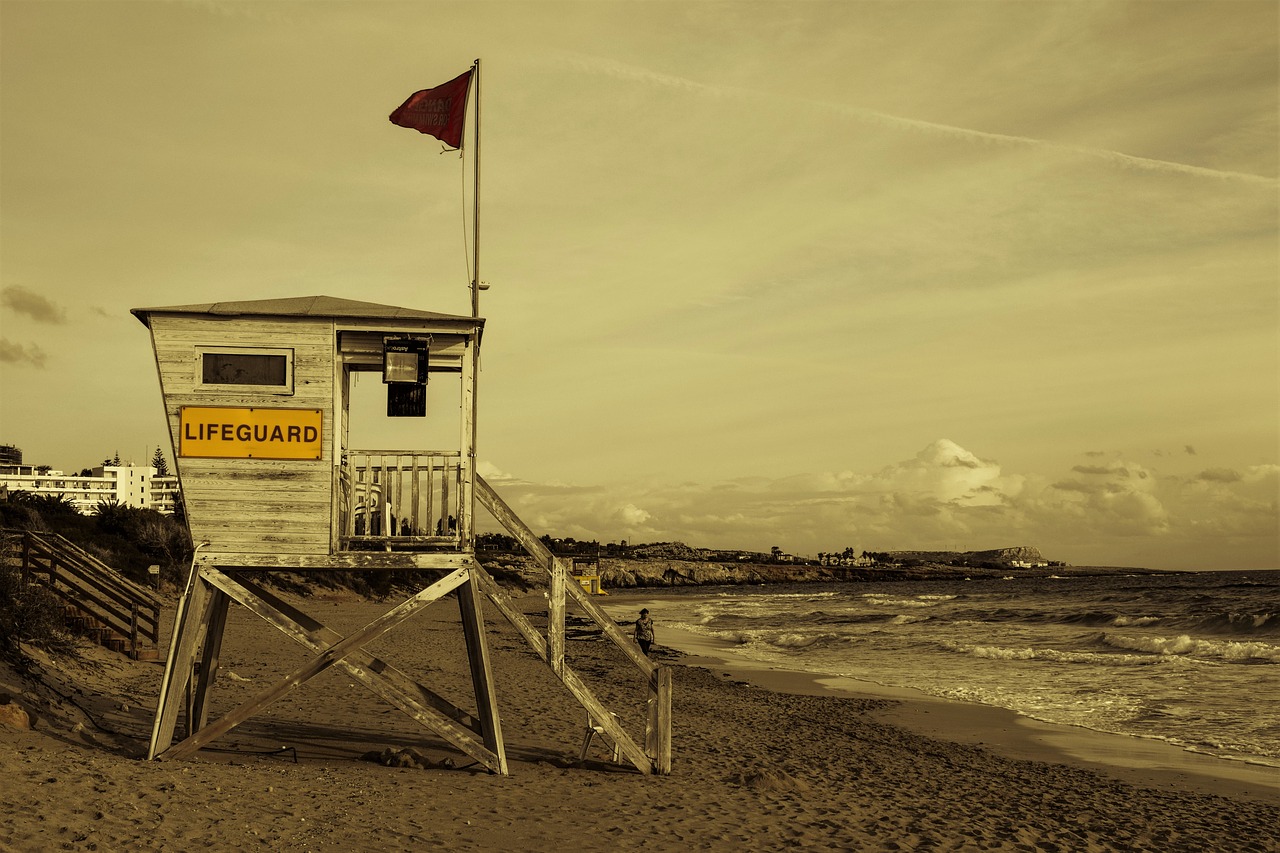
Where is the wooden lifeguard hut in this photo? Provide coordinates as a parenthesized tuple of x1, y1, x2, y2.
(134, 295, 670, 774)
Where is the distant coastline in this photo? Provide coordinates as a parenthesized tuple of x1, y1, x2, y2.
(478, 546, 1169, 589)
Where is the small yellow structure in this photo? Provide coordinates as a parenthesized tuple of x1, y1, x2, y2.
(135, 296, 670, 775)
(572, 573, 606, 595)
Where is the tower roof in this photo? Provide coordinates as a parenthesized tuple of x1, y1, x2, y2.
(131, 295, 483, 328)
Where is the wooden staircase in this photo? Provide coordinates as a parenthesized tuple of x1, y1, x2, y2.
(1, 529, 164, 660)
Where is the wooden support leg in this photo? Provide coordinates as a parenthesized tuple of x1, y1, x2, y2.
(458, 566, 507, 774)
(191, 589, 230, 732)
(148, 568, 210, 760)
(548, 557, 566, 675)
(653, 666, 673, 775)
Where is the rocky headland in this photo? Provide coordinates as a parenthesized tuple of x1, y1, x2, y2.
(479, 543, 1156, 589)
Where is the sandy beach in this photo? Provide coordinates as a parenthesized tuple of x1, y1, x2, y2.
(2, 585, 1277, 852)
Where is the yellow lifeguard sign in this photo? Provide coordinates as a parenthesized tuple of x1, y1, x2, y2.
(134, 295, 671, 777)
(178, 406, 323, 459)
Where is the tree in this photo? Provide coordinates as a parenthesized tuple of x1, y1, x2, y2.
(770, 545, 782, 561)
(151, 447, 169, 476)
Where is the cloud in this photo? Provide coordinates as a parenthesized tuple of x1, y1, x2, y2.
(1, 286, 67, 324)
(478, 440, 1276, 569)
(1198, 468, 1242, 483)
(615, 504, 651, 526)
(0, 338, 47, 367)
(1073, 464, 1129, 477)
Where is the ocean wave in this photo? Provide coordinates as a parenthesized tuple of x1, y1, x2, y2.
(810, 612, 902, 627)
(862, 593, 956, 609)
(1102, 633, 1280, 662)
(1056, 611, 1144, 627)
(1178, 611, 1279, 636)
(940, 639, 1183, 667)
(769, 631, 844, 650)
(968, 608, 1276, 636)
(1111, 615, 1162, 627)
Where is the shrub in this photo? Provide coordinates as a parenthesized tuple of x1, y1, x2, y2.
(0, 565, 74, 657)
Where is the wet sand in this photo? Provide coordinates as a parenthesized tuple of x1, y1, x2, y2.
(647, 616, 1279, 804)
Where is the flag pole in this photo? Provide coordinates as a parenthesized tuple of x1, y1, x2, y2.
(470, 57, 482, 318)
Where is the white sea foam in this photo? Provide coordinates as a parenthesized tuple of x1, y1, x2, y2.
(1111, 615, 1161, 627)
(941, 639, 1182, 667)
(771, 632, 836, 649)
(1103, 633, 1280, 662)
(862, 593, 955, 608)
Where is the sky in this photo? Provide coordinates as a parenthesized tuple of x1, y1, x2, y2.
(1, 1, 1276, 571)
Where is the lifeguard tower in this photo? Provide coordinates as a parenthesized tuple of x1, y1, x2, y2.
(135, 295, 670, 774)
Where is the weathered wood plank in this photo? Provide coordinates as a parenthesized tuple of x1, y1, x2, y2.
(198, 570, 506, 772)
(475, 474, 670, 773)
(476, 466, 655, 684)
(559, 664, 653, 774)
(194, 539, 331, 556)
(148, 570, 210, 760)
(196, 552, 472, 570)
(180, 473, 331, 489)
(458, 566, 507, 773)
(178, 458, 331, 473)
(191, 590, 230, 731)
(470, 568, 548, 660)
(209, 572, 479, 728)
(188, 510, 330, 529)
(654, 666, 672, 774)
(548, 557, 566, 676)
(158, 568, 469, 760)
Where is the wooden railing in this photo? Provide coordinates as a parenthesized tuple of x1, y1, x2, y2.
(339, 450, 462, 550)
(1, 528, 163, 660)
(474, 475, 672, 775)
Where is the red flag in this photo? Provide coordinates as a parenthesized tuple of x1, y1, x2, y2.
(389, 70, 473, 149)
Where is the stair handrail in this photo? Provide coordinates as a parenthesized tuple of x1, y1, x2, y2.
(2, 528, 163, 653)
(474, 475, 672, 774)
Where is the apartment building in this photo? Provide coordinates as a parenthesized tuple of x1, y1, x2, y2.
(0, 445, 179, 515)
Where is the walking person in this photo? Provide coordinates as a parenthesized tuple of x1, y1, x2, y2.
(634, 608, 655, 656)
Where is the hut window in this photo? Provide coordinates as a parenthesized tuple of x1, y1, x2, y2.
(198, 348, 293, 392)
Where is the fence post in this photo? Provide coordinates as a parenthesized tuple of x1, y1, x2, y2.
(21, 532, 32, 584)
(131, 601, 140, 656)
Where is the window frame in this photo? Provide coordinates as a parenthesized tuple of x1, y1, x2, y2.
(195, 346, 295, 395)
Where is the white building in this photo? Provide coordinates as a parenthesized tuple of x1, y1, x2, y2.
(0, 463, 180, 515)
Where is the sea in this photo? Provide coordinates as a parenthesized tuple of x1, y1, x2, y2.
(606, 569, 1280, 770)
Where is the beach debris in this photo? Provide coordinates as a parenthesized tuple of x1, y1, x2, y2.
(726, 765, 809, 794)
(0, 698, 31, 730)
(360, 747, 453, 770)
